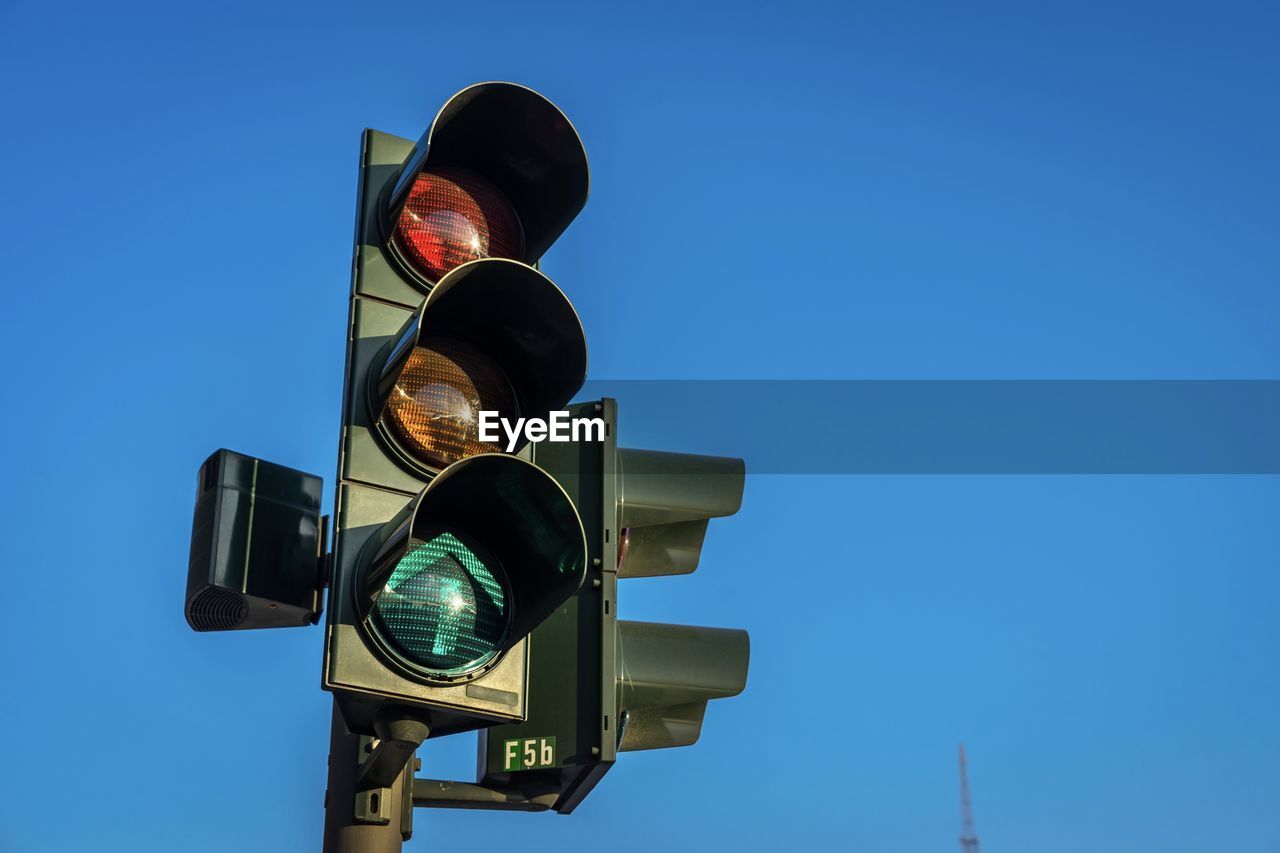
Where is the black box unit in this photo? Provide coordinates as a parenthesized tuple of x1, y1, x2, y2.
(186, 449, 324, 631)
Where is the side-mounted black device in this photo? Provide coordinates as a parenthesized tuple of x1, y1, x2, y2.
(185, 449, 326, 631)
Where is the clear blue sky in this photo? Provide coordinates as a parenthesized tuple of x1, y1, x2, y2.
(2, 1, 1277, 851)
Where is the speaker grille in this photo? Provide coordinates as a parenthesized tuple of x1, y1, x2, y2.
(187, 586, 249, 631)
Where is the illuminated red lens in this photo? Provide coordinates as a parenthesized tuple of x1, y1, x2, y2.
(391, 168, 522, 282)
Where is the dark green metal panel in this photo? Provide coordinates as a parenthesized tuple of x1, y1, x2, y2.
(341, 295, 422, 494)
(477, 398, 618, 813)
(475, 410, 752, 809)
(353, 130, 422, 308)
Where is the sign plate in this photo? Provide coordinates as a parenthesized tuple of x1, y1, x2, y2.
(502, 736, 557, 771)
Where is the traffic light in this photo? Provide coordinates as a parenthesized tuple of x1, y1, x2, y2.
(613, 448, 750, 752)
(470, 410, 750, 812)
(322, 82, 592, 743)
(182, 81, 753, 846)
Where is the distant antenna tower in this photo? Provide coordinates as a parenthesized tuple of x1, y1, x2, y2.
(958, 743, 982, 853)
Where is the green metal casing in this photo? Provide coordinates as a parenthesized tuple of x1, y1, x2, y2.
(323, 128, 536, 737)
(324, 102, 592, 739)
(480, 411, 751, 811)
(478, 399, 620, 812)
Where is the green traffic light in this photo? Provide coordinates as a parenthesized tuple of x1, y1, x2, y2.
(368, 530, 509, 677)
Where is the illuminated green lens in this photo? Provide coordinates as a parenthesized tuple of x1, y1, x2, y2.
(370, 532, 508, 676)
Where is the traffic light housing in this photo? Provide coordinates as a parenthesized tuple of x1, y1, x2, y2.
(322, 83, 592, 739)
(614, 448, 749, 751)
(474, 405, 750, 811)
(182, 82, 753, 840)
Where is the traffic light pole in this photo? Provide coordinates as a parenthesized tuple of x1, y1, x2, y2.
(321, 696, 561, 852)
(322, 701, 412, 853)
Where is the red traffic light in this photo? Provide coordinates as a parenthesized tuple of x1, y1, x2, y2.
(391, 167, 523, 283)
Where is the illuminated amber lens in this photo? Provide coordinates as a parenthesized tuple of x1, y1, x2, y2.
(392, 167, 522, 281)
(384, 339, 515, 469)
